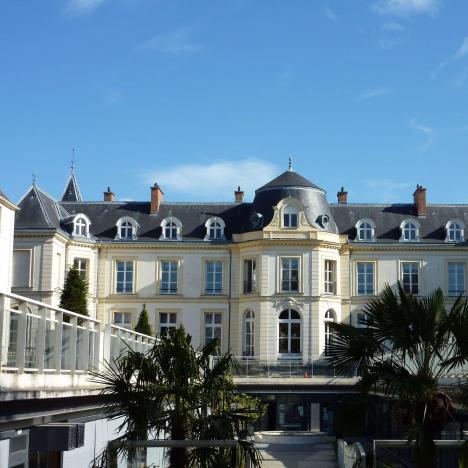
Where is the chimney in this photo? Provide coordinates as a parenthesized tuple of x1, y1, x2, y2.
(235, 186, 244, 204)
(337, 187, 348, 204)
(413, 184, 427, 217)
(150, 183, 164, 214)
(103, 187, 115, 202)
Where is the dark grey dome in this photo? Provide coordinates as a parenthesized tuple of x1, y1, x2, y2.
(244, 170, 338, 234)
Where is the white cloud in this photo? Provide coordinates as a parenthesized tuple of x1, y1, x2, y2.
(408, 118, 433, 136)
(323, 7, 338, 21)
(134, 28, 202, 55)
(65, 0, 108, 16)
(144, 159, 280, 201)
(372, 0, 440, 16)
(431, 36, 468, 79)
(381, 21, 407, 32)
(354, 87, 391, 102)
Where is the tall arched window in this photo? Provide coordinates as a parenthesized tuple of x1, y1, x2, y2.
(446, 220, 464, 243)
(278, 309, 301, 355)
(400, 219, 420, 242)
(205, 217, 225, 241)
(324, 309, 336, 357)
(283, 205, 298, 228)
(243, 310, 255, 358)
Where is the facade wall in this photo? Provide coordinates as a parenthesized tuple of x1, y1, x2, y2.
(0, 200, 16, 293)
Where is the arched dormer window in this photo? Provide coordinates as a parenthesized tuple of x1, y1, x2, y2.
(400, 219, 420, 242)
(73, 214, 91, 237)
(204, 217, 225, 241)
(283, 205, 298, 228)
(160, 217, 182, 241)
(356, 219, 375, 242)
(446, 220, 464, 243)
(116, 217, 139, 240)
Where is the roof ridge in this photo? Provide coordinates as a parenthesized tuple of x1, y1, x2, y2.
(33, 185, 54, 228)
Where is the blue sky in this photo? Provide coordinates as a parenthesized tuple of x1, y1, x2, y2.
(1, 0, 468, 205)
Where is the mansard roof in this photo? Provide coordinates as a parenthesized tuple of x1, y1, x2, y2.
(59, 201, 250, 241)
(61, 172, 82, 202)
(331, 203, 468, 243)
(256, 170, 322, 192)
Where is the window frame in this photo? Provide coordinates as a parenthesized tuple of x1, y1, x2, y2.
(355, 261, 376, 296)
(400, 261, 420, 295)
(323, 259, 337, 295)
(279, 256, 301, 293)
(12, 249, 33, 288)
(159, 259, 179, 295)
(114, 259, 135, 294)
(204, 217, 226, 241)
(447, 261, 466, 296)
(73, 257, 89, 280)
(282, 205, 299, 229)
(204, 311, 223, 352)
(159, 311, 177, 337)
(446, 220, 465, 243)
(113, 311, 133, 329)
(73, 215, 91, 238)
(400, 219, 420, 242)
(160, 216, 183, 241)
(324, 309, 336, 357)
(277, 309, 302, 357)
(204, 259, 224, 295)
(242, 310, 255, 358)
(355, 218, 375, 242)
(116, 216, 139, 240)
(243, 258, 258, 294)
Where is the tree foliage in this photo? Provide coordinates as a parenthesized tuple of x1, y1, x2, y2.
(135, 303, 152, 336)
(59, 266, 88, 316)
(328, 283, 468, 468)
(92, 326, 264, 468)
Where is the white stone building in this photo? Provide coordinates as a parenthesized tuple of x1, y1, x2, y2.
(8, 165, 468, 434)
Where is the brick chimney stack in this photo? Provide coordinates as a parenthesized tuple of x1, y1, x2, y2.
(104, 187, 115, 202)
(150, 183, 164, 214)
(337, 187, 348, 204)
(235, 186, 244, 204)
(413, 184, 427, 217)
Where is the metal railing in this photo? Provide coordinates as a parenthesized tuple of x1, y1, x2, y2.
(0, 292, 156, 384)
(220, 356, 347, 378)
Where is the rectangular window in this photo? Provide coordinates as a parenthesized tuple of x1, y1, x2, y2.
(357, 312, 368, 328)
(160, 260, 178, 294)
(205, 312, 222, 351)
(115, 260, 134, 294)
(205, 261, 223, 294)
(12, 250, 31, 288)
(357, 262, 374, 295)
(402, 262, 419, 295)
(448, 262, 465, 296)
(324, 260, 336, 294)
(243, 259, 257, 293)
(113, 312, 132, 329)
(159, 312, 177, 337)
(73, 258, 88, 280)
(281, 257, 299, 292)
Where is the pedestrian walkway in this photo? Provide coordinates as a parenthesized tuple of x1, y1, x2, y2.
(254, 432, 338, 468)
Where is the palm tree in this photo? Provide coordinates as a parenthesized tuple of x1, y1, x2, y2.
(328, 283, 468, 468)
(92, 326, 264, 468)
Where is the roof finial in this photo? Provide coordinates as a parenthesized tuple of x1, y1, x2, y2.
(32, 173, 36, 185)
(288, 156, 293, 171)
(71, 148, 75, 174)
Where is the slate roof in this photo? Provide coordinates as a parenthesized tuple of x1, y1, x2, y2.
(61, 173, 82, 202)
(14, 170, 468, 245)
(60, 201, 251, 241)
(331, 203, 468, 243)
(256, 170, 322, 192)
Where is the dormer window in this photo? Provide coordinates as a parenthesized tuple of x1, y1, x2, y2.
(160, 217, 182, 241)
(205, 217, 225, 241)
(400, 219, 420, 242)
(116, 217, 138, 240)
(446, 220, 464, 243)
(283, 205, 298, 228)
(73, 215, 90, 237)
(356, 219, 375, 242)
